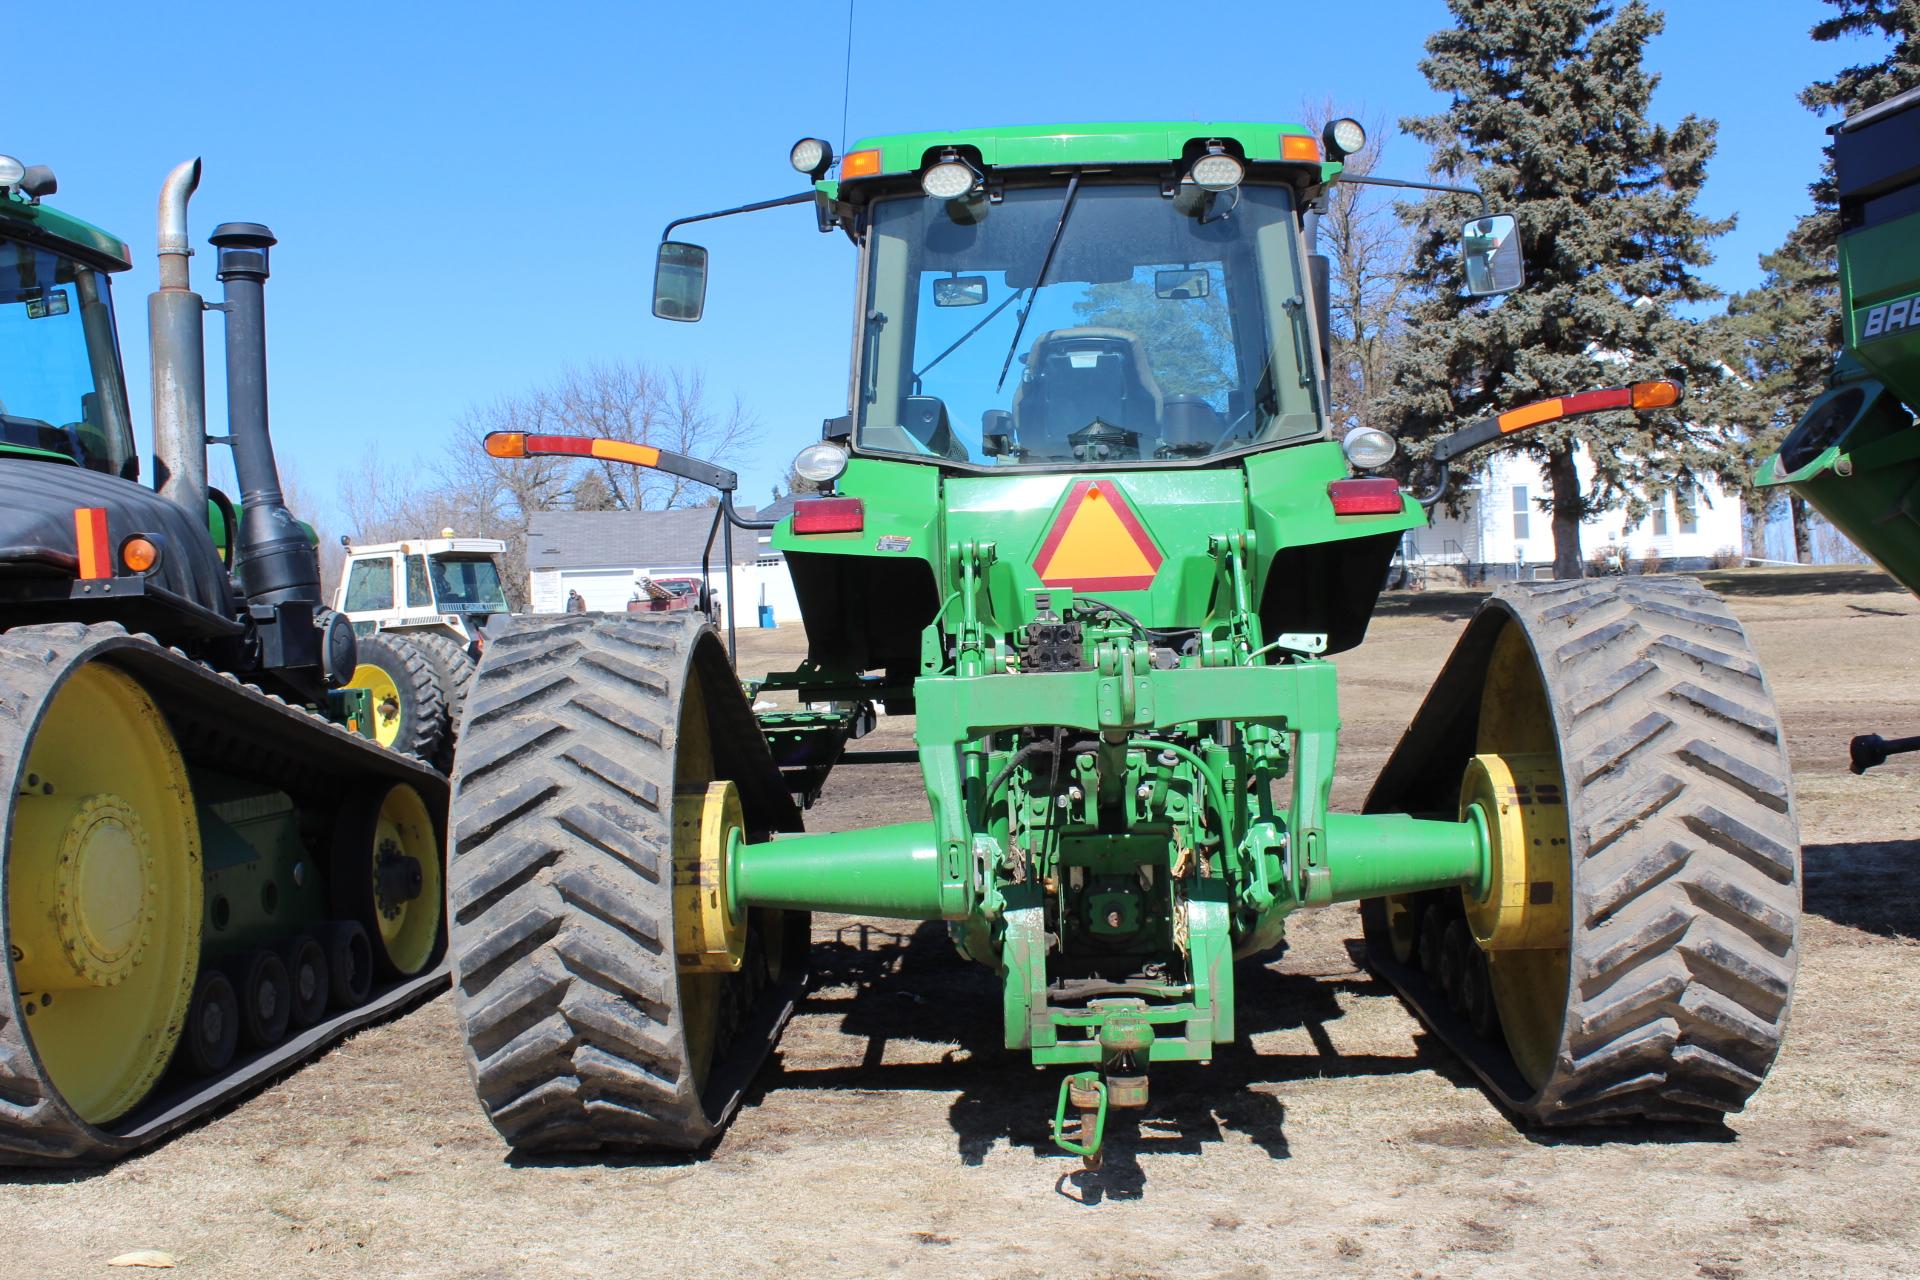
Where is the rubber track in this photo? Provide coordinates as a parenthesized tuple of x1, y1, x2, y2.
(447, 613, 802, 1153)
(0, 622, 450, 1164)
(1364, 578, 1800, 1124)
(400, 631, 477, 772)
(356, 632, 449, 765)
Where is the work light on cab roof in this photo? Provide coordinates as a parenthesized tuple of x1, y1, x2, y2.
(921, 151, 983, 201)
(0, 154, 55, 199)
(1187, 142, 1245, 192)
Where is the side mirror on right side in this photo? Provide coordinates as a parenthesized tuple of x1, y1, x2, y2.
(1460, 213, 1525, 297)
(653, 241, 709, 322)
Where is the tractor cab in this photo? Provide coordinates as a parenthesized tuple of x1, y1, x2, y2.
(0, 210, 138, 479)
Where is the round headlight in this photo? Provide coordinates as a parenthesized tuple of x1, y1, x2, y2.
(0, 156, 24, 189)
(790, 137, 834, 177)
(1189, 151, 1245, 193)
(1324, 118, 1368, 159)
(921, 159, 980, 201)
(1342, 427, 1398, 471)
(792, 441, 850, 485)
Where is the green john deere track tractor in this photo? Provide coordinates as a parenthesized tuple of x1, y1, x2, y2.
(449, 121, 1801, 1162)
(1761, 86, 1920, 774)
(0, 156, 447, 1164)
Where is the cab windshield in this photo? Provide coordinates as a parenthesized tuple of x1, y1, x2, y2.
(856, 180, 1322, 468)
(431, 555, 509, 611)
(0, 238, 136, 476)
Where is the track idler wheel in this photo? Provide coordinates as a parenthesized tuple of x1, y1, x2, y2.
(317, 921, 374, 1010)
(1364, 579, 1802, 1124)
(182, 969, 239, 1077)
(225, 951, 292, 1052)
(448, 614, 808, 1154)
(282, 935, 329, 1028)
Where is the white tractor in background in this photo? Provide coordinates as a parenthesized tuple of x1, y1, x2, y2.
(333, 531, 510, 769)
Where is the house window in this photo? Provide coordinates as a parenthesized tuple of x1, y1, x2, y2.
(1676, 485, 1698, 535)
(1511, 485, 1530, 541)
(1652, 499, 1668, 537)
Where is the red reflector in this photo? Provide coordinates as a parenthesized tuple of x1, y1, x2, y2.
(1328, 478, 1404, 515)
(73, 507, 111, 578)
(792, 496, 865, 534)
(523, 434, 595, 457)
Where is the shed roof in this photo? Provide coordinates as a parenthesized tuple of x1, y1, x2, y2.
(526, 506, 775, 572)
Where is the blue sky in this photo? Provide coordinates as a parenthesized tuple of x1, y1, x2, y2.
(9, 0, 1876, 525)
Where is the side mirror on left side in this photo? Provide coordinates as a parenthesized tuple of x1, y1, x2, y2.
(1460, 213, 1525, 297)
(653, 241, 709, 322)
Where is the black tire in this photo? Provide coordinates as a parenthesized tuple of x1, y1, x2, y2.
(404, 631, 478, 770)
(350, 632, 448, 764)
(182, 970, 240, 1076)
(448, 613, 805, 1154)
(1365, 578, 1801, 1124)
(225, 951, 292, 1051)
(281, 936, 329, 1028)
(318, 922, 373, 1011)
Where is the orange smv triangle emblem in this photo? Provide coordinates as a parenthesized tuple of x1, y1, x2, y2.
(1032, 480, 1163, 591)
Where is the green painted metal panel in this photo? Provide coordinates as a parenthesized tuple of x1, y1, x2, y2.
(0, 196, 133, 272)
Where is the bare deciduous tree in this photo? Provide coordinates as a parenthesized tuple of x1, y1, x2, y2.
(1301, 102, 1417, 434)
(333, 360, 752, 610)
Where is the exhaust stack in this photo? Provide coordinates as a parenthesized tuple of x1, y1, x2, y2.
(149, 159, 207, 511)
(212, 222, 318, 606)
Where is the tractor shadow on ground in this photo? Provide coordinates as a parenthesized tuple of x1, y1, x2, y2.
(1695, 567, 1906, 599)
(757, 919, 1476, 1198)
(1803, 839, 1920, 939)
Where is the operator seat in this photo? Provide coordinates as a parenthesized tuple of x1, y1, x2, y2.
(1011, 328, 1164, 456)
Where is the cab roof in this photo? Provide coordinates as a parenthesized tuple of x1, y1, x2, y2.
(838, 120, 1337, 182)
(0, 193, 132, 272)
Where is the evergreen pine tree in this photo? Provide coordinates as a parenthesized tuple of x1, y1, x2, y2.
(1386, 0, 1731, 578)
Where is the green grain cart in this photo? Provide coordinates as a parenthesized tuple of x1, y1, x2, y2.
(451, 122, 1801, 1161)
(1761, 86, 1920, 773)
(0, 156, 447, 1164)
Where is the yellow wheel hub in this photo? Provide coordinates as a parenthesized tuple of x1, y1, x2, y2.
(346, 662, 403, 749)
(1459, 753, 1570, 953)
(673, 781, 746, 974)
(1465, 622, 1573, 1091)
(367, 783, 441, 976)
(7, 663, 201, 1125)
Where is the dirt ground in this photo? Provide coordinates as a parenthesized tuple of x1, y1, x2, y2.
(6, 567, 1919, 1279)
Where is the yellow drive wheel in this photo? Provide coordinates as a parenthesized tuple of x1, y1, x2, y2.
(1465, 622, 1572, 1091)
(349, 661, 403, 748)
(342, 633, 447, 762)
(7, 662, 202, 1125)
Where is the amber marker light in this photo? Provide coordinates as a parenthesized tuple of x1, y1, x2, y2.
(840, 149, 883, 178)
(1280, 134, 1322, 163)
(120, 536, 160, 573)
(484, 432, 527, 458)
(1630, 379, 1683, 409)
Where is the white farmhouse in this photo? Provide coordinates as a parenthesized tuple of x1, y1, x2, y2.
(524, 501, 802, 622)
(1404, 444, 1745, 578)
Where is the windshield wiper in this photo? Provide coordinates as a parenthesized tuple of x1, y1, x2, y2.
(996, 173, 1082, 392)
(913, 286, 1026, 390)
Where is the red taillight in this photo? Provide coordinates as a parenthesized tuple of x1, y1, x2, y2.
(791, 496, 865, 534)
(1328, 478, 1404, 515)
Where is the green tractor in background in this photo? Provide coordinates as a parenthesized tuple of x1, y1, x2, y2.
(1761, 86, 1920, 774)
(0, 155, 447, 1164)
(451, 122, 1800, 1162)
